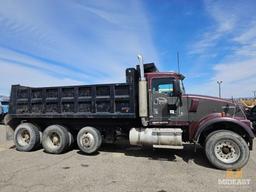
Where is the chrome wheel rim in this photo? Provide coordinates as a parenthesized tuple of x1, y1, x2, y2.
(46, 132, 61, 149)
(50, 132, 60, 146)
(214, 139, 240, 164)
(80, 132, 95, 148)
(17, 129, 30, 146)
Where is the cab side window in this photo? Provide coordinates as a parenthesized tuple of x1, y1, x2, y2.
(152, 78, 174, 96)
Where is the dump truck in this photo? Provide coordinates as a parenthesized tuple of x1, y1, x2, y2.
(5, 57, 255, 170)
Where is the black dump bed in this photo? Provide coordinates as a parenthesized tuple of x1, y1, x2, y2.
(8, 68, 139, 119)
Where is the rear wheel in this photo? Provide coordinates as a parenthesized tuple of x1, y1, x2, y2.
(205, 130, 250, 170)
(77, 126, 102, 154)
(42, 125, 69, 154)
(68, 131, 74, 148)
(14, 123, 41, 152)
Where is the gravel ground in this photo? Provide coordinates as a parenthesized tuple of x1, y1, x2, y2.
(0, 125, 255, 192)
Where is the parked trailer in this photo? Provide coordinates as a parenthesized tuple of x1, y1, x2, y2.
(5, 58, 255, 170)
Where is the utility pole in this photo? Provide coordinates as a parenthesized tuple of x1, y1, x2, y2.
(253, 90, 256, 98)
(217, 81, 223, 98)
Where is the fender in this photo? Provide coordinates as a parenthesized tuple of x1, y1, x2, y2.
(194, 116, 255, 142)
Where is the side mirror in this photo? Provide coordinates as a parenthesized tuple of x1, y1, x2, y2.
(173, 80, 182, 96)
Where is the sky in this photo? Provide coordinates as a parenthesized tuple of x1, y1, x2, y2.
(0, 0, 256, 98)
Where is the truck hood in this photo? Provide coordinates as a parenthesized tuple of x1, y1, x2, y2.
(184, 94, 247, 119)
(186, 94, 234, 104)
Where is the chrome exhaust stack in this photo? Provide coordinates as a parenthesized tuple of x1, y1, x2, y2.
(137, 54, 148, 126)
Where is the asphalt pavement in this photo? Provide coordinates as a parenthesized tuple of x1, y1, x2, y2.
(0, 125, 255, 192)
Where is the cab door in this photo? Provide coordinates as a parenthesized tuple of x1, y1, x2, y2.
(150, 78, 180, 122)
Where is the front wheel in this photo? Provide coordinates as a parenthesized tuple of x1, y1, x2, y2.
(205, 130, 250, 170)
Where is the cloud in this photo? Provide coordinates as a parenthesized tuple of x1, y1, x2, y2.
(210, 59, 256, 97)
(204, 0, 237, 33)
(0, 60, 83, 95)
(187, 0, 256, 97)
(232, 22, 256, 58)
(0, 0, 158, 95)
(189, 0, 256, 55)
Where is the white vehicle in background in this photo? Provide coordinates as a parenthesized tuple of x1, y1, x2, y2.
(0, 97, 9, 123)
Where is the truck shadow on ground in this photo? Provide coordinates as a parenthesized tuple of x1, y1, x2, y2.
(77, 141, 214, 170)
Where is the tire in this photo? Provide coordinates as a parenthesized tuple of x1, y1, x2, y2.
(200, 130, 224, 147)
(42, 125, 69, 154)
(68, 131, 74, 148)
(14, 123, 41, 152)
(77, 126, 102, 154)
(205, 130, 250, 170)
(96, 129, 102, 148)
